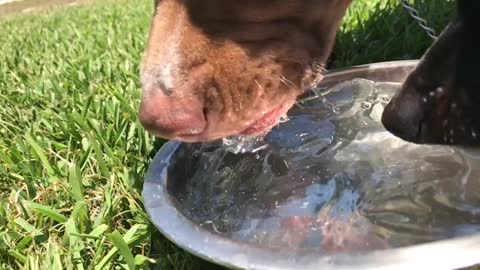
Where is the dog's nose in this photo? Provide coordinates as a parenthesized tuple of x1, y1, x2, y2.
(138, 88, 207, 139)
(381, 91, 423, 143)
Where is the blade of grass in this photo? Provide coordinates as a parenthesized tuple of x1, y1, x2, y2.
(25, 133, 55, 177)
(64, 218, 85, 270)
(8, 249, 26, 264)
(87, 132, 111, 178)
(95, 224, 148, 270)
(107, 231, 136, 270)
(24, 201, 67, 223)
(14, 217, 43, 237)
(68, 163, 84, 202)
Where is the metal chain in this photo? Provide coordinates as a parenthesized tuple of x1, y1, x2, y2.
(401, 0, 438, 40)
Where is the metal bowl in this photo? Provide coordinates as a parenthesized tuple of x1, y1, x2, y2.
(143, 60, 480, 270)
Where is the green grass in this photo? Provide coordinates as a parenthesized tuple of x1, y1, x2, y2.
(0, 0, 456, 269)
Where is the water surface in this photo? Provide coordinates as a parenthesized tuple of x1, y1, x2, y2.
(166, 78, 480, 253)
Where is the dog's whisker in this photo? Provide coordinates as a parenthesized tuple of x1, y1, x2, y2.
(294, 100, 304, 109)
(254, 79, 265, 97)
(275, 75, 297, 89)
(269, 74, 298, 90)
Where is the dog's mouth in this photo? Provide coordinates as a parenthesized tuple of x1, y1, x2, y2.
(239, 102, 293, 136)
(168, 100, 295, 143)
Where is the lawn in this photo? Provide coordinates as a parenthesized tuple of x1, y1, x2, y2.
(0, 0, 456, 269)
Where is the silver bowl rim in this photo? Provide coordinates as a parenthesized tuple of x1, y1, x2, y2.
(143, 60, 480, 270)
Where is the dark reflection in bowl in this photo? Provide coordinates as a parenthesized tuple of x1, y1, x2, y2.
(165, 78, 480, 254)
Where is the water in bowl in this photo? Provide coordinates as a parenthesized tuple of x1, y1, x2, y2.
(166, 78, 480, 253)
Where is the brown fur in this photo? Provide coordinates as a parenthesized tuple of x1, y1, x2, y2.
(139, 0, 352, 142)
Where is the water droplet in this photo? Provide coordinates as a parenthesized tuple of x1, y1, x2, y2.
(361, 102, 371, 109)
(279, 115, 289, 123)
(436, 87, 444, 95)
(369, 103, 384, 122)
(222, 135, 266, 154)
(298, 132, 310, 138)
(366, 96, 376, 102)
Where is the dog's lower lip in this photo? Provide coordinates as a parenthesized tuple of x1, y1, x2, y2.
(240, 103, 290, 135)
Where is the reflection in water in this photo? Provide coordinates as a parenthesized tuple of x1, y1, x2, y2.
(166, 79, 480, 254)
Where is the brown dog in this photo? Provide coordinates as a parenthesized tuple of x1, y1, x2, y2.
(139, 0, 479, 146)
(139, 0, 351, 142)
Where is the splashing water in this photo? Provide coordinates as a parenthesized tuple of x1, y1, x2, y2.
(222, 115, 290, 154)
(166, 78, 480, 254)
(222, 135, 269, 154)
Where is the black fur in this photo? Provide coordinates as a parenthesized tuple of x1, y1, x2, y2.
(381, 0, 480, 146)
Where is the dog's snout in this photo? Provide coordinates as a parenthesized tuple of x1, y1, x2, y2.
(138, 82, 207, 139)
(381, 91, 423, 143)
(139, 0, 352, 142)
